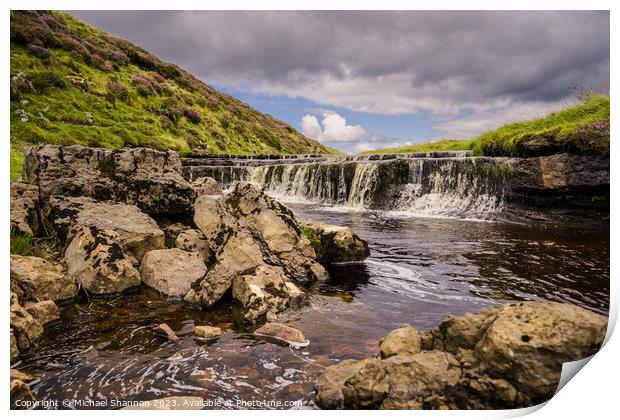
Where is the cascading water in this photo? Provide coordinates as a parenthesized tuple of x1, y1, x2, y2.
(248, 156, 513, 220)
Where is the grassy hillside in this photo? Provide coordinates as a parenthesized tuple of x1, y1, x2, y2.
(361, 95, 610, 157)
(10, 10, 337, 176)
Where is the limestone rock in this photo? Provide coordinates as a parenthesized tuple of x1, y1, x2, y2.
(299, 221, 370, 264)
(193, 325, 223, 339)
(192, 176, 223, 196)
(25, 300, 60, 325)
(24, 144, 196, 215)
(253, 322, 309, 347)
(10, 329, 20, 363)
(11, 369, 34, 383)
(10, 293, 44, 354)
(379, 324, 421, 359)
(46, 196, 164, 262)
(175, 229, 212, 262)
(232, 265, 305, 323)
(140, 249, 207, 297)
(188, 182, 329, 320)
(10, 255, 78, 303)
(314, 301, 608, 410)
(11, 379, 36, 410)
(474, 302, 607, 400)
(154, 323, 179, 341)
(64, 226, 141, 295)
(10, 181, 40, 236)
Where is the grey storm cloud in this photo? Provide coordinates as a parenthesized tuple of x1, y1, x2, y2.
(69, 10, 609, 138)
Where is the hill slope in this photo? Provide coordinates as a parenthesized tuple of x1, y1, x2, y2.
(361, 95, 610, 157)
(10, 11, 336, 166)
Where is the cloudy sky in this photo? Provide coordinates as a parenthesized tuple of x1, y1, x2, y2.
(70, 11, 609, 153)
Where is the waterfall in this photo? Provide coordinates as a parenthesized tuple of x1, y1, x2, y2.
(182, 152, 513, 220)
(249, 157, 512, 219)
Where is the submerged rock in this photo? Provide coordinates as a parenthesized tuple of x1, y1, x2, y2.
(187, 182, 329, 321)
(46, 196, 165, 262)
(24, 144, 196, 215)
(253, 322, 309, 347)
(10, 255, 78, 303)
(140, 248, 207, 297)
(10, 181, 40, 236)
(24, 300, 60, 325)
(299, 221, 370, 264)
(314, 301, 607, 409)
(154, 323, 180, 342)
(193, 325, 223, 339)
(64, 226, 141, 296)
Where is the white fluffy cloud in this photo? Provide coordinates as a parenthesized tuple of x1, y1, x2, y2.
(301, 112, 366, 143)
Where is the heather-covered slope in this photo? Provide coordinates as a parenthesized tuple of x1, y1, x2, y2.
(10, 11, 336, 167)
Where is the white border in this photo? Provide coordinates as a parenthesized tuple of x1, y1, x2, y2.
(2, 1, 616, 419)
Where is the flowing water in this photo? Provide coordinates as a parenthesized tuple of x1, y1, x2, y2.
(17, 158, 609, 409)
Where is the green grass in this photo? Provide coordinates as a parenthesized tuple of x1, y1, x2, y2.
(10, 11, 337, 156)
(361, 139, 476, 155)
(361, 95, 610, 157)
(10, 228, 34, 256)
(11, 148, 24, 181)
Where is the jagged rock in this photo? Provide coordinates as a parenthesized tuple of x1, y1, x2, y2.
(10, 329, 20, 363)
(253, 322, 309, 347)
(10, 255, 78, 303)
(379, 324, 421, 359)
(46, 196, 165, 261)
(10, 181, 40, 236)
(187, 182, 328, 321)
(193, 325, 223, 339)
(299, 221, 370, 264)
(154, 323, 179, 341)
(64, 226, 141, 295)
(10, 293, 44, 354)
(175, 229, 212, 262)
(11, 379, 36, 409)
(232, 265, 305, 323)
(24, 144, 196, 215)
(192, 176, 223, 196)
(24, 300, 60, 325)
(314, 301, 607, 410)
(140, 249, 207, 297)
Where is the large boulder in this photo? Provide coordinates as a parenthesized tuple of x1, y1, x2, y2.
(45, 196, 165, 261)
(64, 226, 141, 295)
(314, 301, 607, 410)
(299, 221, 370, 264)
(10, 255, 78, 303)
(23, 144, 196, 215)
(10, 293, 44, 355)
(186, 182, 327, 321)
(140, 248, 207, 297)
(10, 181, 40, 236)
